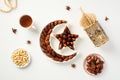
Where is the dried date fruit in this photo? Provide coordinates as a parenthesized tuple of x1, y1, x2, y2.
(84, 54, 104, 75)
(40, 20, 77, 62)
(54, 27, 78, 50)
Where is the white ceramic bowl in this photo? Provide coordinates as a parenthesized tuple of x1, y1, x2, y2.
(83, 53, 105, 76)
(11, 48, 31, 68)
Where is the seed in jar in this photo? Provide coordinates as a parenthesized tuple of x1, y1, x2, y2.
(54, 27, 78, 50)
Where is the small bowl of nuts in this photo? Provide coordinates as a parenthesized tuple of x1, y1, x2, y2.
(11, 49, 31, 68)
(83, 53, 105, 75)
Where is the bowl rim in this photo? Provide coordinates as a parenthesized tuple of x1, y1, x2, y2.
(83, 53, 105, 76)
(11, 48, 31, 68)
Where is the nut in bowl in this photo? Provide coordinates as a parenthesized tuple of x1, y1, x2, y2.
(11, 49, 31, 68)
(83, 53, 105, 75)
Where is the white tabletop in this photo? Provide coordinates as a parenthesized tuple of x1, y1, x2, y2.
(0, 0, 120, 80)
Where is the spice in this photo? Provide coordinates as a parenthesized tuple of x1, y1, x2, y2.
(20, 15, 33, 28)
(54, 27, 78, 50)
(84, 54, 104, 75)
(40, 20, 77, 62)
(80, 8, 108, 47)
(12, 28, 17, 34)
(71, 64, 76, 68)
(105, 16, 109, 21)
(11, 49, 30, 68)
(27, 40, 31, 44)
(66, 6, 71, 11)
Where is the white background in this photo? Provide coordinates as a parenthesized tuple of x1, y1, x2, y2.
(0, 0, 120, 80)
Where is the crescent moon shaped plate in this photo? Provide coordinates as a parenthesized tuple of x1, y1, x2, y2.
(39, 20, 77, 63)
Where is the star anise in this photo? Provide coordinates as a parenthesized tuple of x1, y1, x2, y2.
(66, 6, 71, 11)
(12, 28, 17, 34)
(105, 16, 109, 21)
(54, 27, 78, 50)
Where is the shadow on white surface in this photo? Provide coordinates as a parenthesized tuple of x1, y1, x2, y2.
(55, 53, 82, 65)
(74, 37, 83, 50)
(28, 23, 41, 33)
(99, 39, 116, 53)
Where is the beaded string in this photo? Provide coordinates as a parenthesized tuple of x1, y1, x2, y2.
(0, 0, 17, 13)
